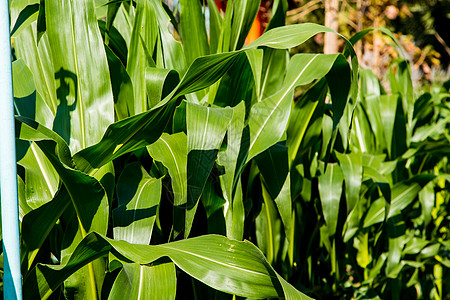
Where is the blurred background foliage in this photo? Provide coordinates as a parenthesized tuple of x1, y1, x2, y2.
(285, 0, 449, 86)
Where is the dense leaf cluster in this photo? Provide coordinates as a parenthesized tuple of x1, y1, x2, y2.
(6, 0, 450, 299)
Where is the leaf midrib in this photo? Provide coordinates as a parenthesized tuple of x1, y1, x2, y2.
(157, 244, 272, 279)
(160, 136, 185, 201)
(249, 54, 319, 153)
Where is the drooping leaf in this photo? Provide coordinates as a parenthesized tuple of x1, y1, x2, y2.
(147, 133, 187, 207)
(145, 67, 179, 109)
(24, 233, 312, 300)
(73, 99, 178, 173)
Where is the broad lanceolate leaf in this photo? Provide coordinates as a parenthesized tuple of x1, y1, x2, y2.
(147, 132, 187, 239)
(247, 53, 349, 162)
(126, 0, 157, 115)
(147, 133, 187, 207)
(244, 23, 339, 50)
(73, 99, 179, 173)
(185, 102, 233, 237)
(218, 102, 245, 204)
(45, 0, 114, 153)
(108, 262, 176, 300)
(186, 102, 233, 151)
(104, 44, 134, 121)
(13, 60, 59, 208)
(179, 0, 209, 65)
(37, 140, 108, 235)
(335, 152, 362, 213)
(113, 162, 162, 244)
(24, 233, 312, 300)
(229, 0, 261, 51)
(318, 162, 344, 237)
(286, 78, 327, 163)
(22, 186, 70, 251)
(16, 116, 108, 235)
(13, 24, 57, 127)
(216, 102, 246, 240)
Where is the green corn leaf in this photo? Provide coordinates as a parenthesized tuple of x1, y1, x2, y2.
(10, 3, 39, 38)
(229, 0, 261, 51)
(147, 132, 187, 239)
(335, 152, 363, 213)
(113, 162, 162, 244)
(247, 53, 348, 162)
(318, 162, 344, 237)
(265, 0, 288, 31)
(206, 0, 222, 54)
(256, 181, 283, 264)
(363, 175, 435, 227)
(218, 102, 245, 205)
(150, 0, 186, 72)
(108, 262, 177, 300)
(45, 0, 115, 153)
(255, 142, 289, 200)
(214, 52, 254, 108)
(259, 48, 289, 103)
(104, 44, 134, 121)
(13, 60, 59, 209)
(145, 67, 179, 109)
(126, 0, 157, 115)
(179, 0, 209, 65)
(286, 78, 327, 163)
(24, 233, 312, 300)
(185, 102, 233, 238)
(13, 24, 58, 125)
(147, 133, 187, 208)
(73, 99, 178, 173)
(21, 186, 70, 252)
(225, 178, 245, 240)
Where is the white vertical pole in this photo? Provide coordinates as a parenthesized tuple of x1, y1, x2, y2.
(0, 0, 23, 299)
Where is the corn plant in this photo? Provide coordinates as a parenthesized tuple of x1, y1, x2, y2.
(8, 0, 360, 298)
(6, 0, 449, 299)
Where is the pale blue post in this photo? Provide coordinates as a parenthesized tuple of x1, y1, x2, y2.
(0, 0, 23, 298)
